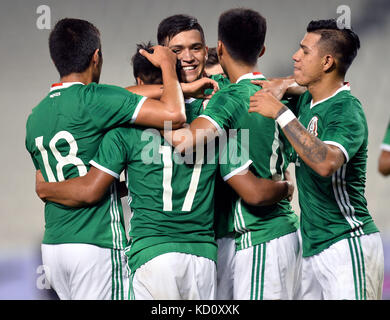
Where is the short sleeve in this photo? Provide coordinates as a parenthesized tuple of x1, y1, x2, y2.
(219, 130, 252, 181)
(89, 128, 130, 179)
(322, 99, 366, 162)
(84, 84, 146, 130)
(198, 88, 243, 134)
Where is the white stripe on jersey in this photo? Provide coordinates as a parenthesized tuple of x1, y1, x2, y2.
(269, 122, 280, 178)
(110, 184, 124, 249)
(332, 165, 364, 237)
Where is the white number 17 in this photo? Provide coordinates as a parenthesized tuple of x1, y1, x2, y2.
(159, 145, 203, 212)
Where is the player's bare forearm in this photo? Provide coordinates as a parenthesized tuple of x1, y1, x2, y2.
(136, 46, 186, 128)
(162, 117, 218, 154)
(35, 167, 115, 207)
(159, 61, 185, 113)
(36, 177, 93, 207)
(226, 170, 293, 206)
(249, 91, 345, 177)
(126, 84, 163, 99)
(282, 117, 345, 177)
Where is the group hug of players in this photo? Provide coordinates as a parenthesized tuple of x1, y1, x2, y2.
(26, 7, 384, 300)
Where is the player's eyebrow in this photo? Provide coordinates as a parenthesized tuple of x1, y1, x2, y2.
(300, 43, 310, 51)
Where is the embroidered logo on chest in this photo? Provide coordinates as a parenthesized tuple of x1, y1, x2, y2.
(307, 116, 319, 136)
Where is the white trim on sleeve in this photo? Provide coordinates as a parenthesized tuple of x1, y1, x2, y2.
(324, 141, 349, 162)
(197, 115, 225, 136)
(380, 143, 390, 152)
(130, 96, 147, 124)
(89, 160, 120, 179)
(222, 160, 253, 181)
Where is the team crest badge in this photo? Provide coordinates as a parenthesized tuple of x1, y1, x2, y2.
(307, 116, 319, 136)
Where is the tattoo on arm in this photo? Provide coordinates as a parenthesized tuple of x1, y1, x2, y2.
(284, 119, 328, 163)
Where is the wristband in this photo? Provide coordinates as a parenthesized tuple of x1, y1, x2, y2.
(276, 109, 296, 128)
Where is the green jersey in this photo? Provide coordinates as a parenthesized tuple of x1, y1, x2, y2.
(91, 126, 220, 272)
(185, 74, 235, 240)
(294, 84, 379, 257)
(25, 82, 146, 249)
(199, 72, 299, 250)
(380, 120, 390, 151)
(91, 80, 247, 272)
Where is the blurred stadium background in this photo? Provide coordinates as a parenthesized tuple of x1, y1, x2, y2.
(0, 0, 389, 299)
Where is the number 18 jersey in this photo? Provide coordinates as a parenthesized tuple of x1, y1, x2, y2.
(25, 82, 146, 249)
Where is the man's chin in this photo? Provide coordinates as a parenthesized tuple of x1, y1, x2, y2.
(181, 72, 201, 83)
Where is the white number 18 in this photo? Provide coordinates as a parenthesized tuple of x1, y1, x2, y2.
(35, 131, 87, 182)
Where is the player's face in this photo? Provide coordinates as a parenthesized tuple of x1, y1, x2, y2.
(167, 30, 208, 83)
(204, 63, 225, 77)
(292, 32, 324, 87)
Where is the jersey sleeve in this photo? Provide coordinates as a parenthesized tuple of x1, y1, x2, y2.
(322, 99, 366, 162)
(380, 120, 390, 151)
(84, 84, 147, 130)
(89, 128, 130, 179)
(198, 88, 242, 134)
(219, 130, 252, 181)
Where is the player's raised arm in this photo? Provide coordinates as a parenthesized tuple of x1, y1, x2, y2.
(133, 45, 186, 129)
(249, 90, 345, 177)
(126, 77, 219, 100)
(251, 77, 306, 100)
(36, 167, 115, 207)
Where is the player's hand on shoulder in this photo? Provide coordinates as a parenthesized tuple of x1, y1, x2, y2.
(181, 77, 219, 99)
(139, 45, 177, 69)
(251, 78, 288, 101)
(249, 89, 285, 119)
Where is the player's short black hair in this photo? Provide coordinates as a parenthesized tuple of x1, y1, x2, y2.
(307, 19, 360, 76)
(49, 18, 101, 78)
(218, 8, 266, 65)
(131, 42, 182, 84)
(157, 14, 205, 46)
(132, 42, 163, 84)
(205, 47, 219, 67)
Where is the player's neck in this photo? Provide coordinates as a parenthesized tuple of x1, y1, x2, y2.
(308, 75, 345, 104)
(60, 71, 93, 85)
(226, 61, 259, 83)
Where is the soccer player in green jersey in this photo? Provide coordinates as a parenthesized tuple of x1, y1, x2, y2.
(249, 19, 384, 299)
(163, 8, 302, 300)
(36, 42, 293, 300)
(25, 18, 186, 300)
(127, 15, 236, 299)
(378, 120, 390, 176)
(157, 14, 239, 300)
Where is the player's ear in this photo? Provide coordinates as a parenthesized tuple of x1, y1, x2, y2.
(217, 41, 223, 59)
(136, 77, 145, 85)
(204, 45, 209, 62)
(259, 46, 266, 58)
(323, 54, 336, 73)
(92, 48, 101, 66)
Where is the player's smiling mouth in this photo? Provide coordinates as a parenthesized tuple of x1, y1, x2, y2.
(182, 65, 197, 71)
